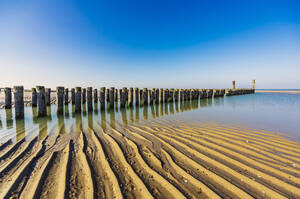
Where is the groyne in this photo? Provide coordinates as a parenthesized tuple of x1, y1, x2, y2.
(0, 82, 255, 118)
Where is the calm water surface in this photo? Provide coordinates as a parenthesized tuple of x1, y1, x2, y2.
(0, 93, 299, 143)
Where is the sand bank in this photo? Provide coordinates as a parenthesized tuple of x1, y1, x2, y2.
(0, 120, 299, 198)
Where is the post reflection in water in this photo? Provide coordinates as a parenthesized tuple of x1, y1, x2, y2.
(150, 104, 155, 119)
(5, 109, 13, 129)
(129, 106, 134, 123)
(135, 105, 140, 122)
(109, 108, 116, 128)
(16, 117, 25, 141)
(155, 103, 159, 117)
(121, 107, 128, 126)
(75, 112, 83, 133)
(164, 102, 168, 115)
(0, 96, 229, 143)
(34, 117, 48, 141)
(160, 102, 164, 116)
(143, 105, 148, 120)
(100, 109, 106, 130)
(57, 114, 66, 134)
(88, 112, 93, 130)
(64, 105, 70, 119)
(169, 102, 174, 115)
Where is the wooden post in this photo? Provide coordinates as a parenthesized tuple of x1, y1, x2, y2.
(82, 88, 86, 103)
(135, 88, 139, 105)
(155, 88, 159, 103)
(109, 87, 115, 108)
(115, 89, 118, 102)
(64, 88, 68, 105)
(4, 87, 12, 109)
(120, 88, 126, 108)
(13, 86, 24, 118)
(45, 88, 51, 106)
(71, 88, 75, 104)
(128, 87, 134, 107)
(87, 87, 93, 111)
(159, 88, 164, 103)
(124, 87, 128, 104)
(142, 88, 148, 105)
(75, 87, 81, 112)
(252, 80, 255, 89)
(163, 89, 168, 102)
(139, 89, 143, 104)
(174, 89, 179, 101)
(169, 88, 174, 102)
(36, 86, 46, 117)
(93, 89, 98, 102)
(232, 81, 236, 89)
(150, 88, 155, 104)
(106, 89, 109, 102)
(32, 88, 37, 107)
(56, 87, 64, 114)
(100, 87, 105, 108)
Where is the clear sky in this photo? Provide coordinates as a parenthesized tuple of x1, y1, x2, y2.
(0, 0, 299, 89)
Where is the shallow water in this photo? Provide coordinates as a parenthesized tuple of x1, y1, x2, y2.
(0, 92, 300, 143)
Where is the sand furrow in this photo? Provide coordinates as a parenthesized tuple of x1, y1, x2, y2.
(0, 139, 12, 154)
(0, 138, 26, 166)
(0, 136, 47, 199)
(96, 127, 154, 199)
(129, 125, 254, 199)
(66, 133, 94, 199)
(154, 127, 300, 197)
(185, 126, 300, 163)
(88, 129, 123, 199)
(108, 127, 186, 199)
(164, 126, 300, 178)
(199, 126, 300, 156)
(30, 144, 69, 199)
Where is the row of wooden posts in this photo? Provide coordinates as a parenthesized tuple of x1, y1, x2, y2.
(2, 86, 254, 119)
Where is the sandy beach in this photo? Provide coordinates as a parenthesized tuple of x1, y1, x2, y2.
(0, 119, 299, 199)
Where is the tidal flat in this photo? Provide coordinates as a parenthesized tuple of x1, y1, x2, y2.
(0, 93, 300, 198)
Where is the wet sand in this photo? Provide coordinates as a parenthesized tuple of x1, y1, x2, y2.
(0, 119, 299, 199)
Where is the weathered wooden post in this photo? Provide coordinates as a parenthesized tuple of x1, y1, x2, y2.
(163, 89, 168, 102)
(36, 86, 46, 117)
(75, 87, 81, 113)
(120, 88, 126, 108)
(174, 89, 179, 102)
(179, 89, 184, 101)
(232, 81, 236, 89)
(4, 87, 12, 109)
(109, 87, 115, 108)
(252, 80, 255, 89)
(93, 89, 98, 102)
(32, 88, 37, 107)
(124, 87, 128, 104)
(56, 87, 64, 114)
(139, 89, 143, 104)
(149, 88, 155, 104)
(128, 87, 134, 107)
(71, 88, 75, 104)
(64, 88, 68, 105)
(159, 88, 164, 103)
(45, 88, 51, 106)
(87, 87, 93, 111)
(100, 87, 105, 108)
(155, 88, 159, 103)
(106, 89, 109, 103)
(169, 88, 174, 102)
(135, 88, 139, 105)
(115, 89, 118, 102)
(13, 86, 24, 118)
(82, 88, 86, 104)
(142, 88, 148, 105)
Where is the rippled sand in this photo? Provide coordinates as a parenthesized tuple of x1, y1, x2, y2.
(0, 119, 300, 199)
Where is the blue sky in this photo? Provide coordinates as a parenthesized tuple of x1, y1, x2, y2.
(0, 0, 300, 89)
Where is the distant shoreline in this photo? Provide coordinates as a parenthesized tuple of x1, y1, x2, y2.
(256, 90, 300, 94)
